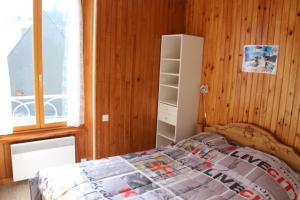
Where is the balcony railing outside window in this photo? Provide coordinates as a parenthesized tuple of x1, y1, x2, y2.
(12, 94, 67, 126)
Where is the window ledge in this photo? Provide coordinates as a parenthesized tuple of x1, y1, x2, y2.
(0, 126, 85, 143)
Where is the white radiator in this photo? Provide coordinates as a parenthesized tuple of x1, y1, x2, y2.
(11, 136, 75, 181)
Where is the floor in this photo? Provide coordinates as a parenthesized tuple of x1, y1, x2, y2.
(0, 181, 30, 200)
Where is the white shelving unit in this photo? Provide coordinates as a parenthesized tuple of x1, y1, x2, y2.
(156, 34, 203, 147)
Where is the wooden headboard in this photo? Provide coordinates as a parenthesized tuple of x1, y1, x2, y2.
(198, 123, 300, 172)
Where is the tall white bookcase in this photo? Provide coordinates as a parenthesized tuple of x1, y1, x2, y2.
(156, 34, 203, 147)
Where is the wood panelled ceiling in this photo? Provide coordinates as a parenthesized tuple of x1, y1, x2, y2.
(95, 0, 185, 158)
(185, 0, 300, 151)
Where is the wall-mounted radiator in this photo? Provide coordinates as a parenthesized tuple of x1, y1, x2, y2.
(11, 136, 75, 181)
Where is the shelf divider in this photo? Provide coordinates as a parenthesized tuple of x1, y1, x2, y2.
(161, 58, 181, 62)
(157, 132, 175, 142)
(160, 83, 178, 89)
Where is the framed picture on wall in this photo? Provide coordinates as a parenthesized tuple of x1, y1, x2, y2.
(242, 45, 279, 74)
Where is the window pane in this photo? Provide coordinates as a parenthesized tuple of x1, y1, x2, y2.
(0, 0, 36, 127)
(42, 0, 68, 124)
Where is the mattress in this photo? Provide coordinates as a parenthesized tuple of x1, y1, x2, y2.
(30, 132, 300, 200)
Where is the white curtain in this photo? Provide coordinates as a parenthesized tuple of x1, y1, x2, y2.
(0, 56, 13, 135)
(65, 0, 84, 127)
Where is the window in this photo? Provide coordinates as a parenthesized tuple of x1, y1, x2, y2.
(42, 0, 68, 124)
(0, 0, 82, 131)
(2, 0, 36, 127)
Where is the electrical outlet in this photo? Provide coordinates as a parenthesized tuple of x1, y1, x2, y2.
(102, 114, 109, 122)
(200, 84, 209, 93)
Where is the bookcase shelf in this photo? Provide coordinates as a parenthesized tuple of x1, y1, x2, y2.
(160, 84, 178, 89)
(160, 74, 179, 88)
(161, 58, 181, 62)
(156, 34, 203, 147)
(160, 72, 179, 76)
(161, 35, 181, 59)
(160, 59, 180, 74)
(157, 121, 176, 142)
(156, 135, 174, 147)
(159, 99, 177, 107)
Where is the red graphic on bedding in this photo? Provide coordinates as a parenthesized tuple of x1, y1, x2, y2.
(150, 161, 175, 177)
(118, 188, 138, 198)
(230, 150, 298, 200)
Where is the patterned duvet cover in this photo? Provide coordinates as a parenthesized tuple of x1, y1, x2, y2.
(30, 132, 300, 200)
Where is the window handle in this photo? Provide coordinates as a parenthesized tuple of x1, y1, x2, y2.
(39, 74, 43, 89)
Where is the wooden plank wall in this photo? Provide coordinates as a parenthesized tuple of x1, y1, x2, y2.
(0, 144, 12, 184)
(95, 0, 185, 158)
(82, 0, 95, 160)
(185, 0, 300, 151)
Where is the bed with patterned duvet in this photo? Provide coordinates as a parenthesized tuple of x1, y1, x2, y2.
(30, 132, 300, 200)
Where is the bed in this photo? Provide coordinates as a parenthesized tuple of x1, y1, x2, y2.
(30, 123, 300, 200)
